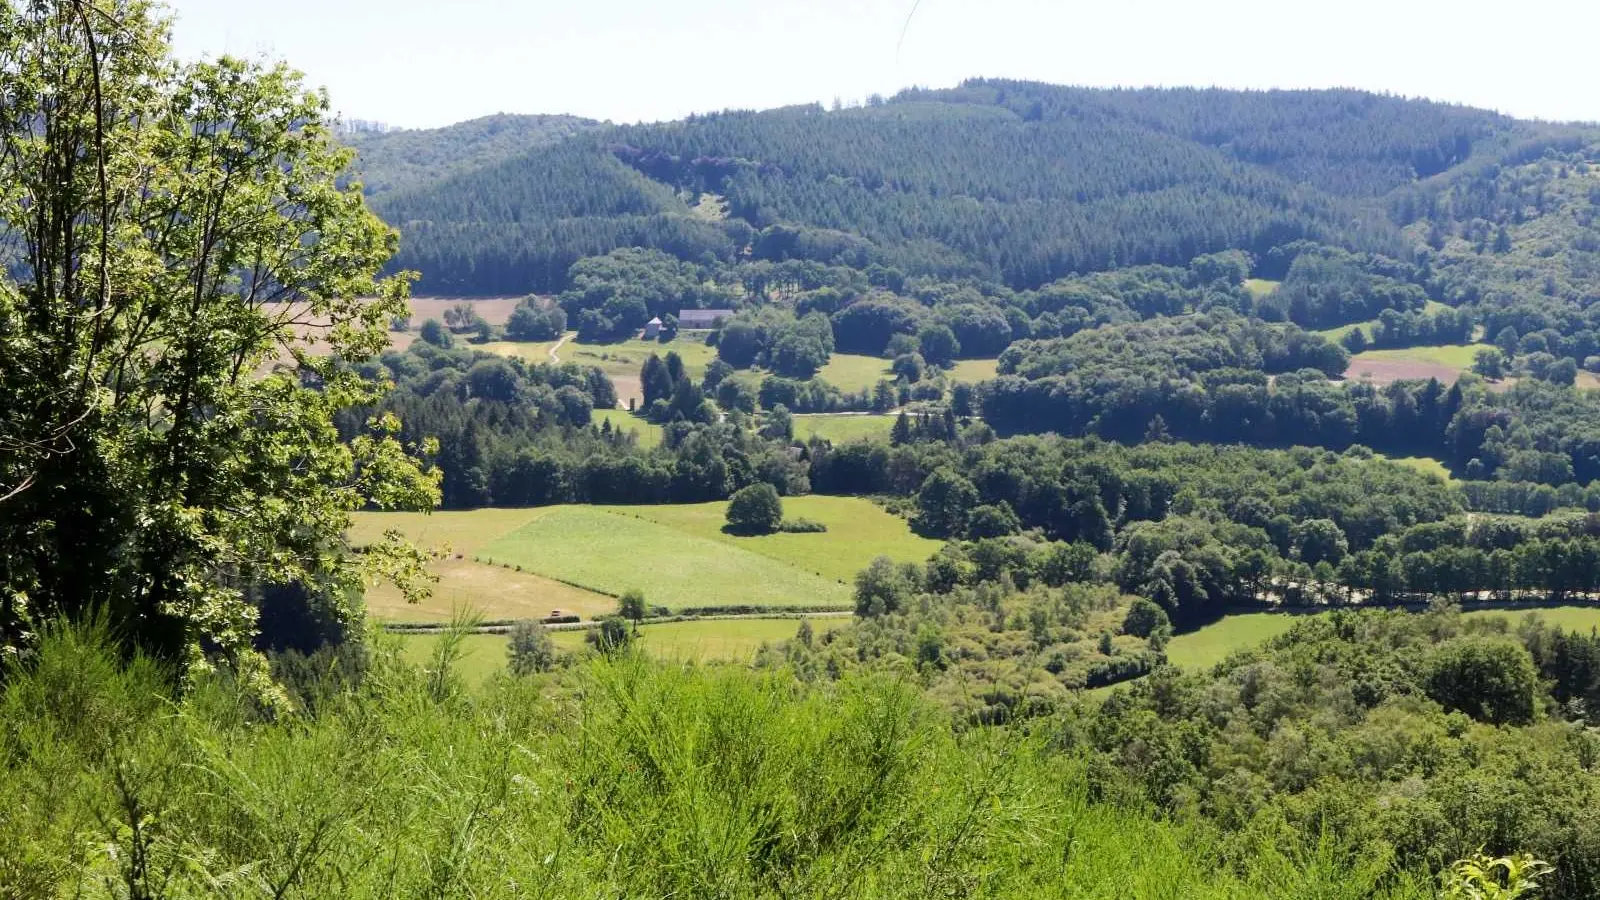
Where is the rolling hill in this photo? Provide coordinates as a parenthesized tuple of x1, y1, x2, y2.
(346, 81, 1595, 297)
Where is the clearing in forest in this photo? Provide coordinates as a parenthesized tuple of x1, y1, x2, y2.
(592, 408, 664, 448)
(792, 413, 896, 443)
(1313, 300, 1454, 343)
(1344, 343, 1480, 385)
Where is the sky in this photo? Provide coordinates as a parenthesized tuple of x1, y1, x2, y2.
(166, 0, 1599, 130)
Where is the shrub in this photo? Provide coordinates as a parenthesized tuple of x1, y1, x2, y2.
(778, 518, 827, 533)
(726, 483, 783, 535)
(855, 556, 916, 617)
(619, 589, 647, 622)
(586, 617, 633, 654)
(1122, 598, 1171, 639)
(508, 620, 558, 675)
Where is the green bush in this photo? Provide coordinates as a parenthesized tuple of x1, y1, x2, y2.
(1425, 636, 1539, 725)
(725, 483, 783, 535)
(0, 623, 1446, 899)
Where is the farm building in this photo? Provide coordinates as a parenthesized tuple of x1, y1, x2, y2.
(642, 316, 663, 339)
(678, 309, 733, 329)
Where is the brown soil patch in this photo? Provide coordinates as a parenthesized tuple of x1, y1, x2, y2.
(406, 296, 523, 327)
(611, 375, 643, 409)
(365, 556, 615, 623)
(1343, 359, 1461, 387)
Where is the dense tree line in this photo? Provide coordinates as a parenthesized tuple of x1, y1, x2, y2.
(345, 342, 806, 509)
(1057, 608, 1600, 898)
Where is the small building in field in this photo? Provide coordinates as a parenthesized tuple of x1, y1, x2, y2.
(677, 308, 734, 330)
(642, 316, 663, 339)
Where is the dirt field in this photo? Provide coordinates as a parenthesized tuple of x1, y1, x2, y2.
(1343, 358, 1462, 386)
(405, 296, 523, 327)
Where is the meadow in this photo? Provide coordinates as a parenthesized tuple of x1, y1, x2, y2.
(600, 495, 942, 583)
(815, 353, 894, 392)
(1242, 278, 1280, 298)
(945, 357, 1001, 383)
(1380, 454, 1455, 484)
(478, 506, 853, 611)
(792, 413, 895, 443)
(1164, 613, 1299, 670)
(353, 497, 934, 620)
(349, 508, 616, 621)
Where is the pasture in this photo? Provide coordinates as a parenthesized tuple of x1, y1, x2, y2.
(564, 335, 718, 406)
(946, 358, 1001, 383)
(817, 354, 1002, 393)
(601, 496, 941, 583)
(349, 508, 616, 622)
(478, 506, 853, 611)
(817, 353, 893, 392)
(1380, 454, 1456, 484)
(1164, 614, 1299, 670)
(1242, 278, 1279, 298)
(792, 413, 895, 443)
(354, 498, 932, 620)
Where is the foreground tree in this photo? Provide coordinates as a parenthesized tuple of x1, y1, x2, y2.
(0, 0, 437, 696)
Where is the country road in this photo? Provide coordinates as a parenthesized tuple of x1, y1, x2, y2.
(547, 331, 572, 364)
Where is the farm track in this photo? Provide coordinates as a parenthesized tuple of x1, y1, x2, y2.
(547, 331, 571, 364)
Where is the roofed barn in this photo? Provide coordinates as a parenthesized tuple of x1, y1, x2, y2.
(678, 309, 734, 329)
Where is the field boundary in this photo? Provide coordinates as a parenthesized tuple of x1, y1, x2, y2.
(382, 609, 854, 635)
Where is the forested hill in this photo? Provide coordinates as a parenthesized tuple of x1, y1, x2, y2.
(342, 113, 604, 199)
(352, 81, 1596, 296)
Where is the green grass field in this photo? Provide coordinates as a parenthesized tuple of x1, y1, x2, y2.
(1349, 342, 1481, 369)
(1243, 278, 1280, 298)
(353, 498, 934, 620)
(601, 496, 941, 583)
(349, 508, 617, 622)
(350, 507, 554, 555)
(479, 506, 852, 611)
(1164, 614, 1299, 670)
(817, 353, 893, 392)
(792, 414, 895, 443)
(817, 353, 1000, 393)
(593, 408, 664, 448)
(946, 358, 1000, 383)
(566, 334, 717, 380)
(398, 617, 845, 683)
(1466, 606, 1600, 632)
(1380, 454, 1456, 484)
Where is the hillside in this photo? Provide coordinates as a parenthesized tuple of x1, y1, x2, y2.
(343, 113, 604, 198)
(357, 82, 1594, 296)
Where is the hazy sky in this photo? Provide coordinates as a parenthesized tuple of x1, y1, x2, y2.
(166, 0, 1597, 130)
